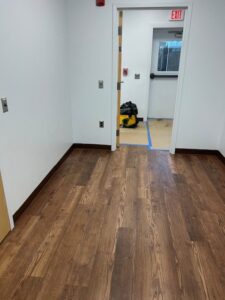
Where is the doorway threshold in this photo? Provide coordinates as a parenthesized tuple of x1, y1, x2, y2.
(120, 120, 171, 152)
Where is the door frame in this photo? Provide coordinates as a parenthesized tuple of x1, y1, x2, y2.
(111, 2, 193, 153)
(116, 11, 123, 148)
(0, 173, 11, 243)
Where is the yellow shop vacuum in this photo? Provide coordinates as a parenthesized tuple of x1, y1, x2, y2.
(120, 101, 139, 128)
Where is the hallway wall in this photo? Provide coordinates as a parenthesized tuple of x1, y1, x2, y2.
(0, 0, 72, 225)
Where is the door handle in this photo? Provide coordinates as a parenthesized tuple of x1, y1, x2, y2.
(150, 73, 178, 79)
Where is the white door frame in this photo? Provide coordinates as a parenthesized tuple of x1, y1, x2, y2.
(111, 2, 193, 154)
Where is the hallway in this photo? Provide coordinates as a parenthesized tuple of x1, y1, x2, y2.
(0, 147, 225, 299)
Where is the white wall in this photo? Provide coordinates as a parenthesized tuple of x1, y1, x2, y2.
(68, 0, 225, 151)
(68, 1, 112, 145)
(148, 28, 182, 119)
(0, 0, 72, 225)
(175, 0, 225, 150)
(121, 10, 183, 120)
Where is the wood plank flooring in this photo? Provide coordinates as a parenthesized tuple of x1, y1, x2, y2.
(0, 146, 225, 299)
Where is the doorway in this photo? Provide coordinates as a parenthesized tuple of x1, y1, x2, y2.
(112, 4, 192, 152)
(0, 174, 10, 243)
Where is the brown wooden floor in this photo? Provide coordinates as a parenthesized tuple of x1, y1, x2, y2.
(0, 147, 225, 299)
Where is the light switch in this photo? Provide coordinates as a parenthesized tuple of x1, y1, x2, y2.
(1, 98, 8, 113)
(98, 80, 104, 89)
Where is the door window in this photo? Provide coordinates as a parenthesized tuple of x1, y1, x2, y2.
(157, 41, 182, 72)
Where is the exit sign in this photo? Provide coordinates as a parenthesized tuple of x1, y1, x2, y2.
(169, 9, 185, 21)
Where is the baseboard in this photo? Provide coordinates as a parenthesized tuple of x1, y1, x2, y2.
(216, 151, 225, 165)
(175, 149, 219, 155)
(175, 148, 225, 165)
(13, 145, 74, 223)
(73, 143, 111, 150)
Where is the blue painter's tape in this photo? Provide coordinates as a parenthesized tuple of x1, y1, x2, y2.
(145, 121, 152, 150)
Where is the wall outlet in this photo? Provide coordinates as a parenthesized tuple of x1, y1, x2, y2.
(99, 121, 104, 128)
(135, 74, 140, 79)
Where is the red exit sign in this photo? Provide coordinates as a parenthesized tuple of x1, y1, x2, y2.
(169, 9, 185, 21)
